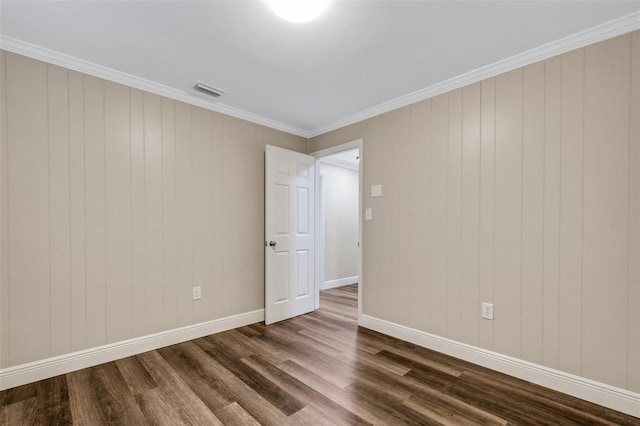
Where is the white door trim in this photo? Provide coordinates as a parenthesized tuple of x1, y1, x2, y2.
(317, 174, 325, 306)
(311, 139, 363, 322)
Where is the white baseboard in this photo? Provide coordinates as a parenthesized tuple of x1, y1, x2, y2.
(321, 276, 359, 290)
(358, 314, 640, 418)
(0, 309, 264, 391)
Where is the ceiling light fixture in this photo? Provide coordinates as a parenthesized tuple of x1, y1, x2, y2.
(268, 0, 331, 23)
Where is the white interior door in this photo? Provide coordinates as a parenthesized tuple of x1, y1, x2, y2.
(265, 145, 315, 325)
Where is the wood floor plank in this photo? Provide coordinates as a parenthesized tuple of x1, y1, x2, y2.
(405, 366, 565, 425)
(206, 330, 282, 366)
(193, 337, 305, 417)
(156, 344, 233, 412)
(254, 333, 355, 388)
(376, 348, 463, 378)
(234, 325, 262, 339)
(135, 387, 188, 426)
(1, 396, 40, 425)
(404, 391, 508, 426)
(296, 323, 380, 356)
(460, 370, 622, 426)
(0, 381, 37, 406)
(116, 355, 158, 395)
(276, 359, 385, 426)
(349, 362, 414, 401)
(66, 370, 107, 425)
(342, 381, 441, 426)
(241, 354, 369, 426)
(277, 359, 348, 404)
(289, 312, 342, 333)
(402, 394, 487, 426)
(227, 328, 292, 364)
(136, 350, 224, 425)
(67, 363, 147, 425)
(37, 375, 72, 425)
(269, 328, 344, 360)
(170, 341, 290, 426)
(284, 406, 337, 426)
(463, 367, 636, 425)
(215, 402, 261, 426)
(2, 284, 639, 425)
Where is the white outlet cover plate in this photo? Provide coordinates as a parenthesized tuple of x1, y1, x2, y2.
(193, 286, 202, 300)
(482, 302, 494, 320)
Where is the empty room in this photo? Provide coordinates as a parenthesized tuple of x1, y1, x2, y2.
(1, 1, 639, 424)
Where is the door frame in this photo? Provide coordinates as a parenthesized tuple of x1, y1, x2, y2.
(310, 139, 363, 322)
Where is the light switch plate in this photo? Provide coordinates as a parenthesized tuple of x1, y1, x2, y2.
(371, 184, 382, 197)
(365, 208, 372, 221)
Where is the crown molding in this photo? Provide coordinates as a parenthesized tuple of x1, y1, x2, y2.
(307, 10, 640, 138)
(0, 35, 309, 138)
(2, 10, 639, 140)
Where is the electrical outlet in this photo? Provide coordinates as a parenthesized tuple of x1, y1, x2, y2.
(481, 302, 494, 320)
(192, 286, 201, 301)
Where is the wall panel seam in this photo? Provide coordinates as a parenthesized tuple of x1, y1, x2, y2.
(541, 61, 547, 362)
(520, 68, 525, 358)
(66, 68, 72, 356)
(459, 90, 464, 341)
(102, 79, 107, 343)
(129, 88, 133, 338)
(477, 87, 482, 343)
(428, 102, 432, 330)
(579, 47, 585, 378)
(142, 94, 147, 332)
(491, 78, 496, 350)
(174, 101, 179, 324)
(160, 95, 165, 327)
(445, 95, 450, 336)
(82, 75, 88, 349)
(190, 106, 194, 323)
(556, 59, 563, 371)
(626, 35, 633, 390)
(3, 52, 10, 366)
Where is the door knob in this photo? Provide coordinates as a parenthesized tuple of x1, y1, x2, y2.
(269, 241, 276, 248)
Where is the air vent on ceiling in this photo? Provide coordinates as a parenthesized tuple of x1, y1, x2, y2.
(194, 81, 226, 98)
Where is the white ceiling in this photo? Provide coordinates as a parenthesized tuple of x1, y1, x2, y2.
(1, 1, 639, 137)
(321, 148, 360, 171)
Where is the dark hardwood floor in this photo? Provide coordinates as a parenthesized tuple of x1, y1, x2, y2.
(1, 284, 638, 425)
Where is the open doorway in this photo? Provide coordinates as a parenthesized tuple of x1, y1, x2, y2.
(312, 140, 363, 320)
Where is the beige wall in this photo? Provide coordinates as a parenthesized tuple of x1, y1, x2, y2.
(0, 51, 306, 368)
(1, 30, 638, 394)
(310, 31, 640, 392)
(321, 163, 359, 282)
